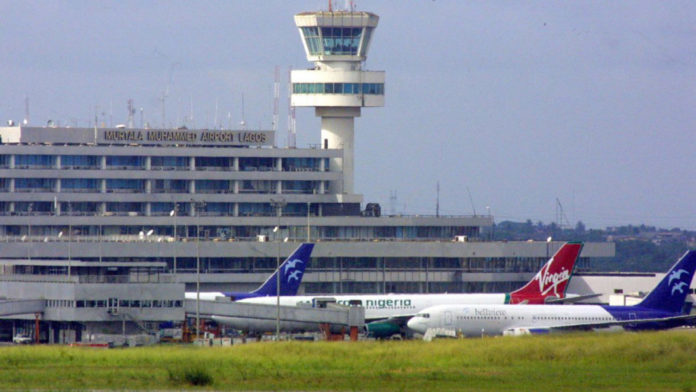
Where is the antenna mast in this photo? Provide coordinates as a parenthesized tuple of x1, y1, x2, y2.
(240, 93, 247, 130)
(23, 96, 29, 125)
(214, 98, 219, 129)
(466, 186, 477, 216)
(287, 67, 296, 148)
(127, 99, 135, 128)
(436, 181, 440, 217)
(273, 66, 280, 134)
(555, 198, 571, 229)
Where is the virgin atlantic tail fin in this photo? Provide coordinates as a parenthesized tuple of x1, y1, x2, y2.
(508, 242, 583, 304)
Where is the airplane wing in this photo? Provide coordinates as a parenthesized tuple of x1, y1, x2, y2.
(545, 293, 603, 304)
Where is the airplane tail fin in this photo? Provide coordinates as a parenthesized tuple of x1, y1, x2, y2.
(509, 242, 583, 304)
(250, 243, 314, 297)
(637, 250, 696, 313)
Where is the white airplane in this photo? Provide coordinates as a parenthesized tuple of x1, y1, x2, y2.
(407, 250, 696, 338)
(224, 242, 586, 337)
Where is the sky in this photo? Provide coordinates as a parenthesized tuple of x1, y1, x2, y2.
(1, 1, 695, 229)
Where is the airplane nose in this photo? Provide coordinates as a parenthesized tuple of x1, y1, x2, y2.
(407, 317, 426, 333)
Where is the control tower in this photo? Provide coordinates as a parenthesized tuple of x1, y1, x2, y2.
(291, 10, 385, 194)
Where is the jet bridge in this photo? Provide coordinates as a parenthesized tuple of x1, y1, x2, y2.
(184, 299, 365, 337)
(0, 300, 45, 316)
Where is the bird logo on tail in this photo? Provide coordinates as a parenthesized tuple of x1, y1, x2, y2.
(288, 270, 303, 282)
(672, 281, 688, 296)
(284, 259, 304, 274)
(283, 259, 305, 284)
(669, 269, 689, 286)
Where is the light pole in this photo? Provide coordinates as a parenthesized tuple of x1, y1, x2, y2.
(306, 202, 311, 242)
(193, 200, 206, 340)
(67, 202, 72, 278)
(486, 206, 492, 241)
(98, 219, 103, 263)
(270, 198, 286, 340)
(27, 202, 33, 261)
(170, 204, 178, 274)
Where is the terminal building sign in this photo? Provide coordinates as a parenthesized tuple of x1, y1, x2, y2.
(102, 129, 272, 146)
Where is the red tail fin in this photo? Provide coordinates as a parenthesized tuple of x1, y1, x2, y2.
(509, 242, 583, 304)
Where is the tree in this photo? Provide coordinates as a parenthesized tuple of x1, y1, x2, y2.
(575, 221, 586, 234)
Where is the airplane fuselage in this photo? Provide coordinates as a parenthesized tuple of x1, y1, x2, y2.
(239, 293, 509, 321)
(407, 304, 679, 337)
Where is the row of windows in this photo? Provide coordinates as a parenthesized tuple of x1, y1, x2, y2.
(304, 280, 526, 295)
(532, 315, 612, 321)
(2, 179, 326, 195)
(455, 316, 527, 321)
(46, 299, 183, 308)
(2, 215, 481, 243)
(1, 201, 326, 217)
(0, 156, 330, 171)
(293, 83, 384, 95)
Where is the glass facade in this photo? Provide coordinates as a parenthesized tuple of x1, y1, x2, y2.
(62, 178, 100, 192)
(239, 157, 275, 171)
(151, 156, 189, 170)
(61, 155, 100, 169)
(293, 83, 384, 95)
(195, 180, 231, 194)
(195, 156, 232, 171)
(282, 157, 322, 171)
(106, 156, 145, 169)
(152, 179, 188, 193)
(301, 26, 368, 56)
(15, 178, 55, 192)
(282, 180, 315, 194)
(15, 155, 55, 168)
(238, 203, 274, 217)
(240, 180, 275, 194)
(320, 27, 363, 55)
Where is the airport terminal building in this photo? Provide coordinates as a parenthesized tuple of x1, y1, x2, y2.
(0, 8, 618, 341)
(0, 124, 613, 297)
(0, 8, 613, 297)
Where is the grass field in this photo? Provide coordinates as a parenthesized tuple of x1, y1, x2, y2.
(1, 330, 695, 391)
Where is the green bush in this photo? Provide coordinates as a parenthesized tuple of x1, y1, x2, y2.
(167, 365, 213, 386)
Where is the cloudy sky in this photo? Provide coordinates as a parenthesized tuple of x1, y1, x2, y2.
(1, 1, 694, 229)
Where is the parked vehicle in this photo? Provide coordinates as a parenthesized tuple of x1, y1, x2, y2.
(12, 334, 32, 344)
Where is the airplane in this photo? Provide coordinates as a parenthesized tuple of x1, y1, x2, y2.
(407, 250, 696, 338)
(226, 242, 585, 337)
(184, 243, 314, 301)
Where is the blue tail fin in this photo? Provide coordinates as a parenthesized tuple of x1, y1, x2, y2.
(638, 250, 696, 313)
(250, 243, 314, 297)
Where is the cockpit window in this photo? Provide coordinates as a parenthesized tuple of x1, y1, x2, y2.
(416, 313, 430, 318)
